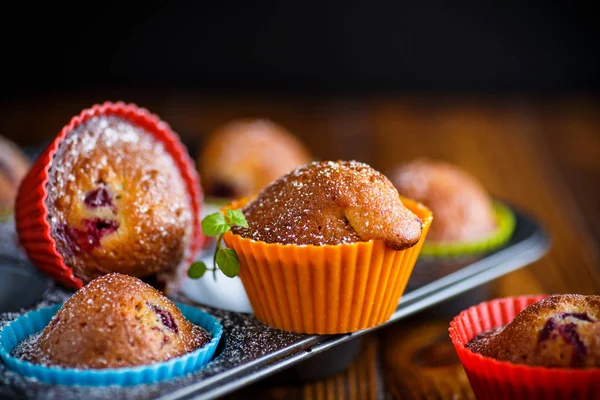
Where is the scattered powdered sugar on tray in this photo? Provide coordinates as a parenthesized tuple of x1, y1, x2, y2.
(10, 333, 44, 364)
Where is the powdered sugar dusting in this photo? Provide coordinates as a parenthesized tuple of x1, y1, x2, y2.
(232, 160, 422, 250)
(0, 282, 314, 399)
(44, 115, 193, 284)
(466, 295, 600, 368)
(11, 333, 46, 365)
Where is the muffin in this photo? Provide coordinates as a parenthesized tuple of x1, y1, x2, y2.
(449, 295, 600, 400)
(22, 273, 210, 369)
(0, 135, 30, 215)
(223, 160, 432, 333)
(15, 102, 203, 289)
(467, 294, 600, 368)
(389, 159, 496, 243)
(45, 115, 193, 283)
(199, 119, 311, 199)
(233, 160, 422, 249)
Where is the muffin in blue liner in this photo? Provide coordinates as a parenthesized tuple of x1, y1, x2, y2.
(0, 303, 222, 386)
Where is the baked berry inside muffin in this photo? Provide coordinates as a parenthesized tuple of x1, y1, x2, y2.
(25, 273, 210, 369)
(389, 159, 496, 243)
(232, 160, 422, 250)
(199, 119, 311, 199)
(45, 115, 193, 283)
(467, 294, 600, 368)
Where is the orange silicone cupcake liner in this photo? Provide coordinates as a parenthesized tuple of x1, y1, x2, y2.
(222, 197, 432, 334)
(15, 102, 204, 289)
(449, 296, 600, 400)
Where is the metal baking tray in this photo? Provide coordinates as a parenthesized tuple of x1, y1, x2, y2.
(0, 203, 549, 400)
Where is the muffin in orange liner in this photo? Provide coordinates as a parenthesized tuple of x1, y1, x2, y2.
(222, 196, 431, 334)
(449, 295, 600, 400)
(15, 102, 204, 289)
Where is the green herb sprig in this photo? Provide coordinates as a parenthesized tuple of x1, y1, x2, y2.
(187, 209, 248, 280)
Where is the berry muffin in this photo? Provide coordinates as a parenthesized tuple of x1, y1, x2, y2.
(233, 160, 422, 249)
(24, 273, 210, 369)
(223, 160, 432, 333)
(199, 119, 311, 199)
(467, 294, 600, 368)
(450, 295, 600, 400)
(389, 159, 496, 243)
(45, 115, 192, 283)
(0, 135, 30, 216)
(15, 103, 203, 289)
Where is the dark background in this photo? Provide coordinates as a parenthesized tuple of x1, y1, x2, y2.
(2, 0, 599, 99)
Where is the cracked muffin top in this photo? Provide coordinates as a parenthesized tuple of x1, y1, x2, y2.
(467, 294, 600, 368)
(28, 273, 210, 369)
(232, 160, 422, 250)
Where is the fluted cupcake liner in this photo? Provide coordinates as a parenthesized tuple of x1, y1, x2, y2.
(15, 102, 204, 289)
(0, 303, 222, 386)
(449, 296, 600, 400)
(222, 197, 432, 334)
(420, 201, 516, 257)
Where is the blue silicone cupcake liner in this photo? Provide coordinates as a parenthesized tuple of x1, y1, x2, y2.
(0, 303, 223, 386)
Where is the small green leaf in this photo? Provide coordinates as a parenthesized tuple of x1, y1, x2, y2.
(216, 248, 240, 278)
(202, 213, 231, 236)
(227, 209, 249, 228)
(187, 261, 208, 279)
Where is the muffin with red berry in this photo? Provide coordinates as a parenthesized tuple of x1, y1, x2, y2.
(15, 102, 203, 289)
(467, 294, 600, 368)
(24, 273, 211, 369)
(450, 295, 600, 400)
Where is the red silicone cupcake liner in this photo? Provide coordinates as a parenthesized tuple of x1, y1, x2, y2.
(449, 296, 600, 400)
(15, 102, 204, 289)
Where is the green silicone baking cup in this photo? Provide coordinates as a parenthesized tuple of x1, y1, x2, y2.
(420, 201, 516, 257)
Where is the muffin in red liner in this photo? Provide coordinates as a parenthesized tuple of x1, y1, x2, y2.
(449, 295, 600, 400)
(15, 102, 204, 290)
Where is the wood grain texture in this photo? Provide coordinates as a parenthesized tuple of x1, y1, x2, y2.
(2, 93, 598, 399)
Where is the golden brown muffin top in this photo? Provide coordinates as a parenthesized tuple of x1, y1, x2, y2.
(467, 294, 600, 368)
(0, 135, 30, 210)
(45, 116, 192, 283)
(30, 273, 209, 369)
(232, 160, 422, 250)
(389, 159, 496, 243)
(199, 119, 311, 198)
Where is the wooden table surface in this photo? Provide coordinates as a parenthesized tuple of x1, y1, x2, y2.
(2, 93, 599, 399)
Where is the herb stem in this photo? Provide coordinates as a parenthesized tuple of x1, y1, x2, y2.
(213, 233, 225, 281)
